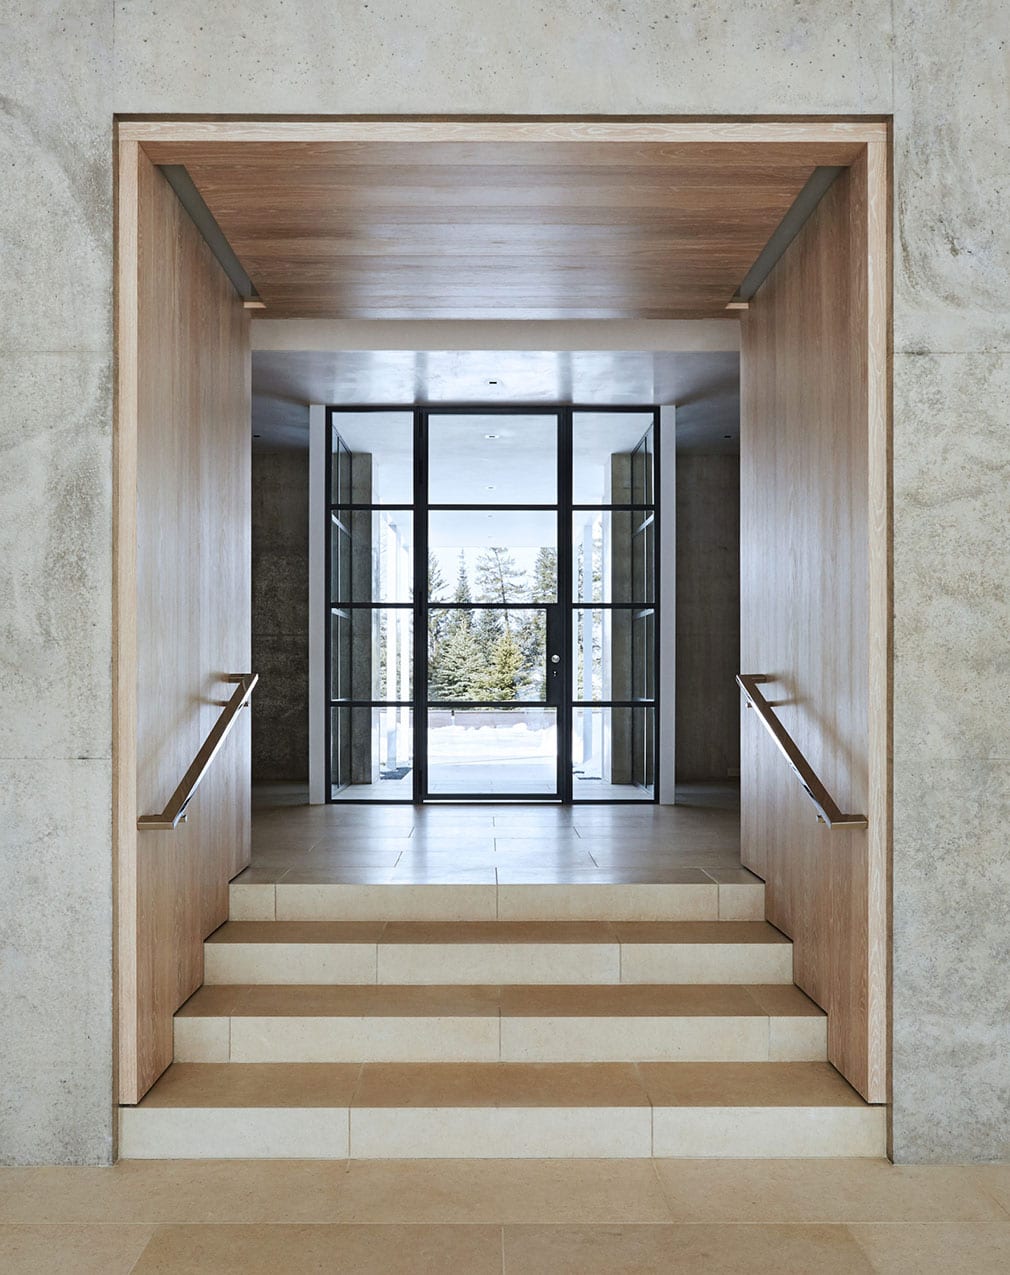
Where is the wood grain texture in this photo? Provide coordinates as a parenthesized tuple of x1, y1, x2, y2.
(116, 144, 251, 1104)
(133, 139, 873, 320)
(740, 153, 889, 1103)
(124, 119, 887, 146)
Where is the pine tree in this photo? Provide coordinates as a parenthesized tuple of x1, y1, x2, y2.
(516, 547, 557, 697)
(475, 628, 524, 701)
(429, 624, 486, 700)
(426, 549, 449, 691)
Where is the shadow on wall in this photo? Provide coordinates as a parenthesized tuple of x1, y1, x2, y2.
(675, 451, 741, 782)
(252, 448, 309, 781)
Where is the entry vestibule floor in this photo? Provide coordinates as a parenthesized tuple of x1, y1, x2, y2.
(239, 782, 749, 887)
(4, 1159, 1010, 1273)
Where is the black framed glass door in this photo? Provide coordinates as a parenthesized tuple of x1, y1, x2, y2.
(421, 410, 563, 799)
(325, 405, 659, 804)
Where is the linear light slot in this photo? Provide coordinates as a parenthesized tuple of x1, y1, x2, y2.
(736, 166, 844, 301)
(159, 164, 259, 302)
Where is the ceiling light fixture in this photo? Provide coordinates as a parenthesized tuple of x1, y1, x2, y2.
(484, 433, 499, 440)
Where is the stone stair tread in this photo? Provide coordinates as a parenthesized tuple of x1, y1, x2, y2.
(207, 920, 787, 945)
(137, 1060, 866, 1110)
(177, 982, 824, 1019)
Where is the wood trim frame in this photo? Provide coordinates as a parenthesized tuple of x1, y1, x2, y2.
(114, 134, 141, 1109)
(113, 114, 891, 1112)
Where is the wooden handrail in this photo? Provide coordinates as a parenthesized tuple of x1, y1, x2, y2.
(737, 674, 868, 830)
(138, 673, 258, 831)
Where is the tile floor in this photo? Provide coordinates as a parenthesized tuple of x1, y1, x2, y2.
(240, 782, 749, 886)
(3, 1159, 1010, 1272)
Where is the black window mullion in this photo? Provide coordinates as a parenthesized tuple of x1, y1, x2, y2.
(413, 408, 428, 802)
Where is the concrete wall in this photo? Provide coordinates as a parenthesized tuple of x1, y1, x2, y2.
(251, 449, 310, 782)
(675, 454, 740, 783)
(2, 0, 1008, 1164)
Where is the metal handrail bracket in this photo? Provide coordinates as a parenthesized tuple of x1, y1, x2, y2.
(737, 673, 868, 830)
(138, 673, 258, 831)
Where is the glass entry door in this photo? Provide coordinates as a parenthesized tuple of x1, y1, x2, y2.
(325, 405, 658, 803)
(423, 412, 562, 798)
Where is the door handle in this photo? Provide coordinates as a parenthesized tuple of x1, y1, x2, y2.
(550, 654, 561, 665)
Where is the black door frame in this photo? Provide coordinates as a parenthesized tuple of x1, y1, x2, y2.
(325, 403, 660, 805)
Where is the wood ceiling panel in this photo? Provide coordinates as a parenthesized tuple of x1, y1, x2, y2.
(159, 141, 843, 319)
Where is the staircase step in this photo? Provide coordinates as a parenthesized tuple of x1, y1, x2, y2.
(174, 982, 826, 1064)
(204, 920, 793, 986)
(119, 1061, 884, 1160)
(230, 876, 765, 923)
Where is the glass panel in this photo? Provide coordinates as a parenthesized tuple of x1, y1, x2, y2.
(572, 411, 655, 505)
(631, 609, 655, 701)
(330, 410, 413, 505)
(572, 607, 653, 702)
(331, 509, 413, 604)
(631, 516, 655, 605)
(428, 511, 557, 603)
(428, 414, 557, 505)
(428, 607, 548, 703)
(631, 427, 655, 506)
(331, 432, 352, 505)
(331, 706, 414, 800)
(331, 607, 413, 702)
(571, 707, 654, 800)
(572, 510, 654, 604)
(427, 707, 557, 795)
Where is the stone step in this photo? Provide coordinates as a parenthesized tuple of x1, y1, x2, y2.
(204, 920, 793, 986)
(119, 1061, 884, 1160)
(174, 982, 826, 1064)
(230, 874, 764, 923)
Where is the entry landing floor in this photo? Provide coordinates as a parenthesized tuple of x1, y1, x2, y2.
(238, 783, 752, 887)
(3, 1159, 1010, 1273)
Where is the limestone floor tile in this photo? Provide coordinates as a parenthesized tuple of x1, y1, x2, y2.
(748, 985, 827, 1059)
(968, 1164, 1010, 1216)
(328, 1159, 673, 1223)
(173, 1015, 230, 1062)
(204, 940, 378, 985)
(377, 922, 620, 985)
(0, 1225, 154, 1275)
(378, 941, 618, 985)
(228, 882, 276, 920)
(768, 1015, 828, 1061)
(230, 1014, 500, 1062)
(850, 1224, 1010, 1274)
(652, 1160, 1010, 1225)
(119, 1107, 350, 1160)
(616, 923, 793, 984)
(275, 864, 401, 885)
(350, 1107, 653, 1158)
(502, 1223, 875, 1273)
(137, 1063, 362, 1107)
(131, 1223, 503, 1274)
(275, 882, 497, 920)
(351, 1061, 649, 1108)
(637, 1061, 868, 1108)
(0, 1162, 347, 1224)
(652, 1107, 886, 1158)
(500, 1016, 769, 1063)
(388, 863, 498, 886)
(495, 881, 719, 920)
(701, 869, 766, 921)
